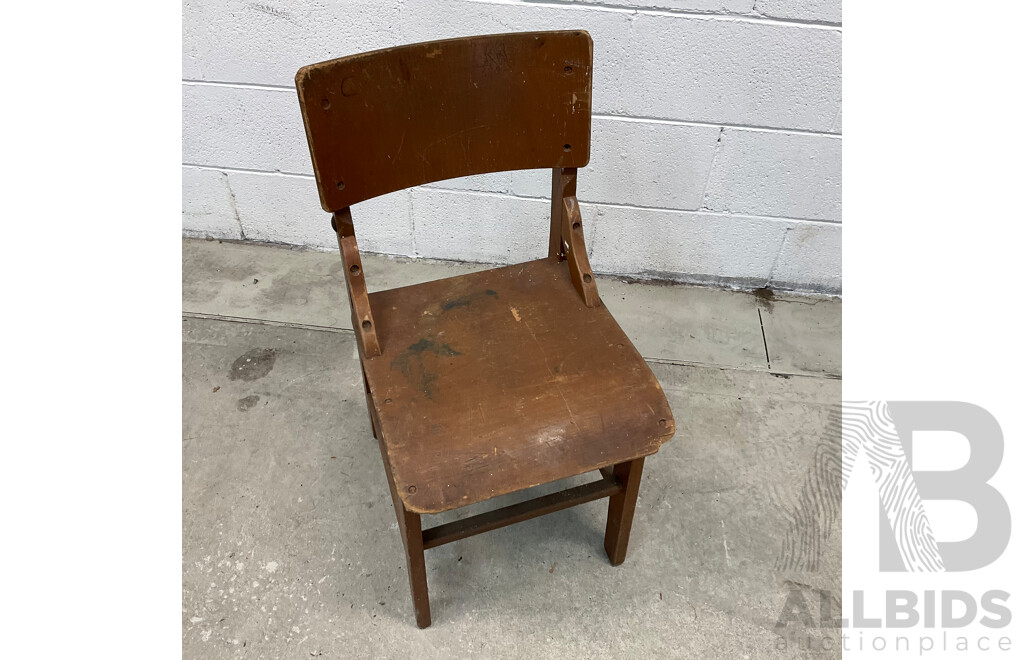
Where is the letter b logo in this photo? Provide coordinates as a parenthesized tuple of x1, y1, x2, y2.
(883, 402, 1010, 571)
(843, 401, 1010, 572)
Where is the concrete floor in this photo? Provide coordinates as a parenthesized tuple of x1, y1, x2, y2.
(183, 238, 841, 659)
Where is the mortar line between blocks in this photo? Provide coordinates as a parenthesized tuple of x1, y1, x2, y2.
(184, 163, 315, 179)
(181, 163, 841, 227)
(477, 0, 842, 30)
(180, 81, 843, 138)
(423, 186, 843, 226)
(593, 114, 841, 138)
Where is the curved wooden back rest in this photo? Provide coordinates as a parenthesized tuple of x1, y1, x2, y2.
(295, 31, 593, 211)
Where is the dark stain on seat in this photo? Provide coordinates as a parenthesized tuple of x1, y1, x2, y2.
(391, 337, 463, 399)
(441, 288, 499, 313)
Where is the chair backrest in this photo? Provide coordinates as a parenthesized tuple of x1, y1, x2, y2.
(295, 31, 593, 212)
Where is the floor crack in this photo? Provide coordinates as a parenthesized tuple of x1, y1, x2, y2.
(757, 308, 772, 370)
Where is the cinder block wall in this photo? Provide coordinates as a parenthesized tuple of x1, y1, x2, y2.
(183, 0, 841, 294)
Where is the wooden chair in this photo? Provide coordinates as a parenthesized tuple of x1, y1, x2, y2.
(295, 30, 676, 628)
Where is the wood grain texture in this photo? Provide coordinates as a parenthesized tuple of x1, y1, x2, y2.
(295, 31, 593, 211)
(362, 258, 675, 514)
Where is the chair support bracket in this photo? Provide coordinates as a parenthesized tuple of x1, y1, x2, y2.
(333, 207, 381, 357)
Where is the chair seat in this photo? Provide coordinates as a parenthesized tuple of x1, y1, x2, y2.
(363, 258, 675, 514)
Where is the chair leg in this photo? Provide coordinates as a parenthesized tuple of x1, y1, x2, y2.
(360, 367, 378, 439)
(396, 500, 431, 628)
(377, 427, 429, 627)
(604, 456, 645, 566)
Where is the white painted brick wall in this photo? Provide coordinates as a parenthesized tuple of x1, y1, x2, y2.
(183, 0, 841, 293)
(703, 130, 841, 221)
(754, 0, 841, 24)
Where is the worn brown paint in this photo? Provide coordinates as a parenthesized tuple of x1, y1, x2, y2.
(332, 208, 379, 358)
(365, 258, 672, 513)
(296, 31, 593, 211)
(605, 456, 646, 565)
(295, 31, 676, 628)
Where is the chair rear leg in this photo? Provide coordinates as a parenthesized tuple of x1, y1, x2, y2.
(604, 457, 645, 566)
(396, 501, 431, 628)
(360, 367, 378, 439)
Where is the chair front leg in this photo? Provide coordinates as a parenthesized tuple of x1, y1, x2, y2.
(377, 430, 430, 627)
(396, 498, 431, 628)
(604, 457, 645, 566)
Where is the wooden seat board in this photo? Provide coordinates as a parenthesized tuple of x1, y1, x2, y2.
(363, 258, 675, 513)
